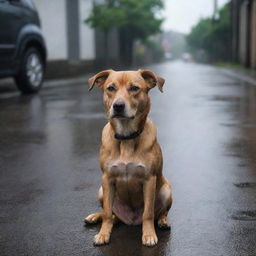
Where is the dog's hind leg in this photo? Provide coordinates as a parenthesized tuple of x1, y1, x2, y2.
(84, 212, 103, 224)
(155, 177, 172, 230)
(84, 186, 104, 224)
(157, 212, 171, 230)
(84, 212, 119, 225)
(84, 186, 120, 225)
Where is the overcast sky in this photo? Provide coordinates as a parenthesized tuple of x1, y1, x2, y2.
(162, 0, 230, 34)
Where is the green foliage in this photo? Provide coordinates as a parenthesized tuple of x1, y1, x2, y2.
(85, 0, 164, 40)
(187, 4, 232, 62)
(145, 38, 164, 61)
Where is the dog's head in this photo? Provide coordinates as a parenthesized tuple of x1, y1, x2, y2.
(88, 69, 165, 120)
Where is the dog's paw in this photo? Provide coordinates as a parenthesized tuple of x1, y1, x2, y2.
(157, 217, 171, 230)
(142, 233, 158, 247)
(94, 233, 110, 246)
(84, 213, 102, 225)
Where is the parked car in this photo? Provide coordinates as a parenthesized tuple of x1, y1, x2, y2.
(0, 0, 46, 93)
(182, 52, 192, 63)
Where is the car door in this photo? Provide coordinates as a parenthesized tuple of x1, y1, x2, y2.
(0, 0, 26, 73)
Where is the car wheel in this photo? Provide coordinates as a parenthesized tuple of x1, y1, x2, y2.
(15, 47, 45, 94)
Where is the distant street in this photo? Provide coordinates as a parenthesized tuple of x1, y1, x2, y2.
(1, 61, 256, 256)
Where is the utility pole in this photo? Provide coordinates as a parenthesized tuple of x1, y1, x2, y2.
(213, 0, 218, 21)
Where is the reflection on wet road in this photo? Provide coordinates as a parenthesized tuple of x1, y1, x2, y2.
(0, 61, 256, 255)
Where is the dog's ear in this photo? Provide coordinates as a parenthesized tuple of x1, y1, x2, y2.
(88, 69, 113, 91)
(139, 69, 165, 92)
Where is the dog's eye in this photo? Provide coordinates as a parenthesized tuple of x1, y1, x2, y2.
(129, 85, 140, 92)
(107, 86, 116, 92)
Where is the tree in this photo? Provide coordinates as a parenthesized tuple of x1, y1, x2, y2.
(85, 0, 164, 66)
(187, 4, 232, 62)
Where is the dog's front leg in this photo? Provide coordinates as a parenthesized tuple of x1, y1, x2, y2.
(94, 174, 114, 246)
(142, 175, 158, 246)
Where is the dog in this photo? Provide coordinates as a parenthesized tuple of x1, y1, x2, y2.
(84, 69, 172, 247)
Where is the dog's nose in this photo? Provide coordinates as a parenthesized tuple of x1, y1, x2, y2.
(113, 101, 125, 113)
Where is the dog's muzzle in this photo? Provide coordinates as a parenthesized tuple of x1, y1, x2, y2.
(112, 101, 125, 118)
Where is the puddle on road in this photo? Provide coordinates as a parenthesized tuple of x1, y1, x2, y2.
(231, 211, 256, 221)
(0, 131, 47, 145)
(209, 95, 241, 102)
(221, 122, 256, 128)
(234, 182, 256, 188)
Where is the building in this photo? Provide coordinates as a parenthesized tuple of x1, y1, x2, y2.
(33, 0, 121, 78)
(231, 0, 256, 69)
(33, 0, 96, 78)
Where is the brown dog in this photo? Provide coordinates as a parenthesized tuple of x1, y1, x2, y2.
(84, 69, 172, 247)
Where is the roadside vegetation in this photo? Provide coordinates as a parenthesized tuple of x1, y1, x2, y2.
(187, 4, 232, 63)
(85, 0, 164, 66)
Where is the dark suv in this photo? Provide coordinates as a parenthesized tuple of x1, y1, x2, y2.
(0, 0, 46, 93)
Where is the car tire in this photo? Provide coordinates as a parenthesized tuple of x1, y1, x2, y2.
(15, 47, 45, 94)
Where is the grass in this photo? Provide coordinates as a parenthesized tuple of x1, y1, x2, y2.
(214, 62, 249, 70)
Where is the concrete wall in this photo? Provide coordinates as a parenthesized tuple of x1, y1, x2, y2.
(239, 1, 249, 66)
(79, 0, 95, 60)
(95, 28, 119, 66)
(34, 0, 68, 60)
(231, 0, 256, 69)
(66, 0, 80, 60)
(33, 0, 95, 61)
(251, 0, 256, 68)
(231, 0, 241, 62)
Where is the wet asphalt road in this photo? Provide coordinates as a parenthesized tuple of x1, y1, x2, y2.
(1, 61, 256, 256)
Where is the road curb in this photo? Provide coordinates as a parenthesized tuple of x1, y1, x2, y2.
(0, 74, 93, 92)
(218, 67, 256, 86)
(43, 74, 92, 89)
